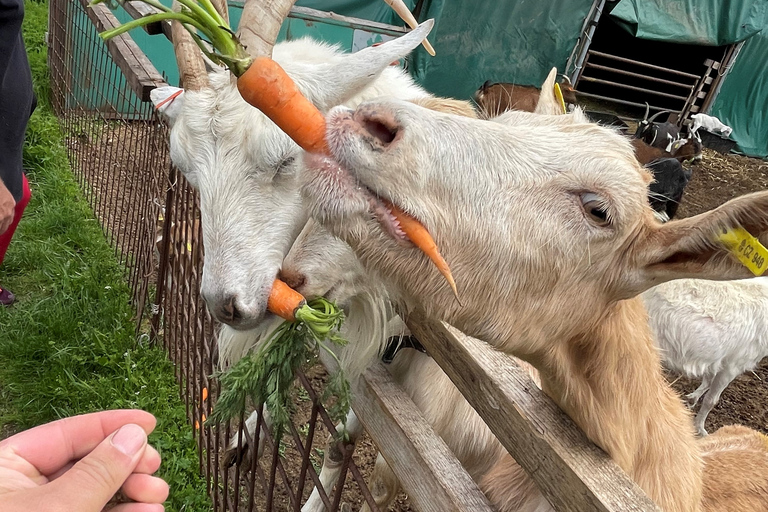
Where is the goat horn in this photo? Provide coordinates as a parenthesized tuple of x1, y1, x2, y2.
(383, 0, 436, 56)
(237, 0, 297, 59)
(171, 1, 208, 90)
(647, 109, 671, 124)
(559, 74, 572, 85)
(642, 102, 650, 122)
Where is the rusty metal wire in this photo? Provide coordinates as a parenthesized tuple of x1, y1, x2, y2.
(48, 1, 381, 510)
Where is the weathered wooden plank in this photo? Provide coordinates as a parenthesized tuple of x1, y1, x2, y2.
(80, 0, 166, 101)
(317, 350, 492, 512)
(350, 363, 495, 512)
(287, 6, 409, 36)
(122, 3, 411, 44)
(119, 0, 172, 38)
(405, 310, 662, 512)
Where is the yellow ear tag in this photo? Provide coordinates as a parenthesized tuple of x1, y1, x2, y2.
(717, 227, 768, 276)
(553, 83, 567, 115)
(187, 242, 193, 253)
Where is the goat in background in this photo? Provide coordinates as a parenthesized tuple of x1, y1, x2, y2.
(473, 74, 577, 117)
(643, 277, 768, 436)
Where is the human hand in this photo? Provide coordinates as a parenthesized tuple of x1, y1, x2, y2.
(0, 180, 15, 235)
(0, 409, 169, 511)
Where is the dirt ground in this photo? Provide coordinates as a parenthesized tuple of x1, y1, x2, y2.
(667, 148, 768, 435)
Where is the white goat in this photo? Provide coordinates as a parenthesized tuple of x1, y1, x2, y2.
(280, 218, 544, 511)
(643, 277, 768, 436)
(691, 113, 733, 138)
(300, 78, 768, 510)
(153, 21, 433, 331)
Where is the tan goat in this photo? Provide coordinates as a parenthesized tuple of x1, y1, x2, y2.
(300, 70, 768, 511)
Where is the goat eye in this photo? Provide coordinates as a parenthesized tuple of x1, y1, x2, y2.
(580, 193, 611, 226)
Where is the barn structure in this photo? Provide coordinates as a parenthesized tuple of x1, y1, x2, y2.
(100, 0, 768, 151)
(407, 0, 767, 158)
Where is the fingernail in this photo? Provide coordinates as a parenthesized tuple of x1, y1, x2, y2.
(111, 423, 146, 456)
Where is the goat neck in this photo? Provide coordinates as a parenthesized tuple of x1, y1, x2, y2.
(540, 297, 702, 512)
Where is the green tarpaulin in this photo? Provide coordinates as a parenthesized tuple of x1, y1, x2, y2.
(610, 0, 768, 45)
(409, 0, 594, 99)
(710, 30, 768, 157)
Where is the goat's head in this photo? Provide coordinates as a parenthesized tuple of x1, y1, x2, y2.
(154, 0, 433, 329)
(302, 77, 768, 354)
(284, 96, 477, 305)
(635, 103, 670, 141)
(670, 136, 703, 164)
(280, 218, 368, 305)
(558, 74, 578, 107)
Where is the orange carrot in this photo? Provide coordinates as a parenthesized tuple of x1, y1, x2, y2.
(237, 57, 329, 154)
(268, 278, 307, 321)
(385, 201, 460, 302)
(235, 58, 459, 301)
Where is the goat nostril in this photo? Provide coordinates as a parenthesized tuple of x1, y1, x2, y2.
(278, 270, 306, 291)
(362, 119, 398, 146)
(219, 296, 239, 323)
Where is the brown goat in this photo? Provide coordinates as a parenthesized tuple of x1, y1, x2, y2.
(631, 137, 703, 166)
(474, 76, 578, 117)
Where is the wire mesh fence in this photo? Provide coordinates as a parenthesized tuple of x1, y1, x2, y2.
(47, 0, 388, 510)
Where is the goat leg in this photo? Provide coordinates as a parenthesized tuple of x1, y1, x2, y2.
(302, 411, 363, 512)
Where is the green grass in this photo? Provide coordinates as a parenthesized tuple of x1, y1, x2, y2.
(0, 1, 211, 510)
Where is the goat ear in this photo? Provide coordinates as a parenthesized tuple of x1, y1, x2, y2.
(287, 20, 434, 111)
(150, 86, 185, 125)
(624, 192, 768, 295)
(534, 67, 560, 115)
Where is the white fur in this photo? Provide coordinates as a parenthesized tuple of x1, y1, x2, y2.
(643, 277, 768, 435)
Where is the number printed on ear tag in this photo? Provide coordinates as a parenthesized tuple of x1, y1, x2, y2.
(717, 227, 768, 276)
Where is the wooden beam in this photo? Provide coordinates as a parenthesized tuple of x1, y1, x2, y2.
(80, 0, 166, 101)
(404, 310, 662, 512)
(118, 0, 171, 38)
(286, 6, 408, 36)
(318, 350, 492, 512)
(350, 363, 495, 512)
(121, 3, 412, 44)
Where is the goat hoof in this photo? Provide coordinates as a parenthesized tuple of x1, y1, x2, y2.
(340, 503, 352, 512)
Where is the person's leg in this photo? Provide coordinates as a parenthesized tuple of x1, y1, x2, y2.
(0, 173, 32, 305)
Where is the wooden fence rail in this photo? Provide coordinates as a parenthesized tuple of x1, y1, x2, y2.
(406, 311, 661, 511)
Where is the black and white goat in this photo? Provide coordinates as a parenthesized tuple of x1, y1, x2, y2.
(635, 103, 681, 150)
